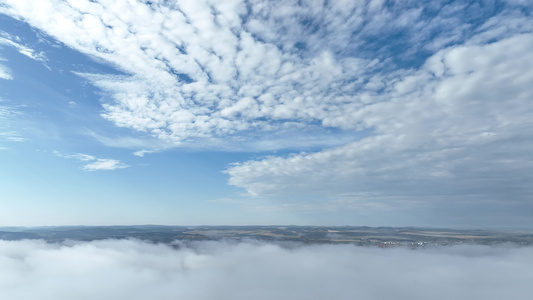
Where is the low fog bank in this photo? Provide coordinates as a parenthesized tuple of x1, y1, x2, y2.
(1, 239, 531, 300)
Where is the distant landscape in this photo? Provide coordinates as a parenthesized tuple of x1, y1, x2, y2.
(2, 225, 532, 300)
(2, 226, 532, 247)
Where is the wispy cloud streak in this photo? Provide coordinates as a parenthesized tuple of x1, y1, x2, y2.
(54, 150, 128, 171)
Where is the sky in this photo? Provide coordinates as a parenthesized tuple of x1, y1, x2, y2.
(0, 0, 532, 227)
(1, 239, 532, 300)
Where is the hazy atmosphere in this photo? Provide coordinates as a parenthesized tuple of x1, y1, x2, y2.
(1, 239, 532, 300)
(1, 0, 533, 227)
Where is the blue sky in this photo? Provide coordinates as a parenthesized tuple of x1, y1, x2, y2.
(0, 0, 532, 227)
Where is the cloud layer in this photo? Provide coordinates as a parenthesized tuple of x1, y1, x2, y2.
(4, 1, 529, 147)
(225, 33, 533, 201)
(0, 239, 532, 300)
(1, 0, 532, 219)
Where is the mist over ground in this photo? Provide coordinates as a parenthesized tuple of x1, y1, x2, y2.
(1, 239, 531, 300)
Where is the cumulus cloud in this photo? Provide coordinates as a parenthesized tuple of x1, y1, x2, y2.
(3, 0, 513, 146)
(54, 150, 128, 171)
(1, 0, 532, 216)
(225, 32, 533, 208)
(0, 1, 529, 139)
(0, 239, 532, 300)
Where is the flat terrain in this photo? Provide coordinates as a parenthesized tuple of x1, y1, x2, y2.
(1, 226, 532, 247)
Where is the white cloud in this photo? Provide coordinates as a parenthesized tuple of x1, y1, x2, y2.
(132, 149, 156, 157)
(54, 150, 128, 171)
(226, 32, 533, 207)
(0, 64, 12, 80)
(0, 0, 416, 146)
(81, 158, 128, 171)
(0, 34, 46, 62)
(2, 1, 529, 148)
(1, 0, 532, 219)
(53, 151, 95, 161)
(1, 1, 530, 148)
(0, 239, 532, 300)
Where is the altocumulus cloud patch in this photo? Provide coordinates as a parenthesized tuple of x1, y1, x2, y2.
(0, 0, 532, 227)
(0, 239, 532, 300)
